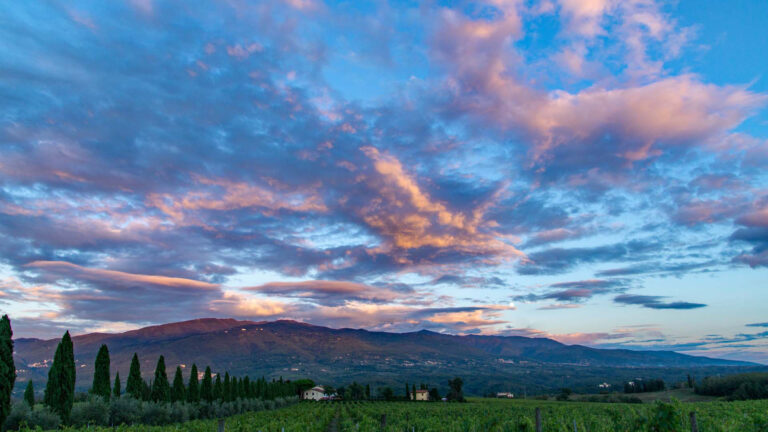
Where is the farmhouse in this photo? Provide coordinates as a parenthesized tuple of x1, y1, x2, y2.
(496, 392, 514, 398)
(302, 386, 327, 401)
(412, 389, 429, 401)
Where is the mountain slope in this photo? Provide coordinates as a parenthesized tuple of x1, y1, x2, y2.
(13, 318, 760, 395)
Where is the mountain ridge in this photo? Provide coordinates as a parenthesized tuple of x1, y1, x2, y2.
(14, 318, 762, 395)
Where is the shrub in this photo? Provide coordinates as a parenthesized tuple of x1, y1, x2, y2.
(3, 402, 30, 431)
(141, 401, 170, 425)
(27, 405, 61, 431)
(168, 401, 191, 423)
(70, 396, 109, 427)
(109, 396, 142, 425)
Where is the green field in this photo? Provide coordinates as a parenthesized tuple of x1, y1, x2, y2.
(51, 398, 768, 432)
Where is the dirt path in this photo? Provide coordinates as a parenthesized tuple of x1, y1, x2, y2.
(326, 408, 340, 432)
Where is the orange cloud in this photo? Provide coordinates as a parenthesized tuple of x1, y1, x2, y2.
(147, 175, 327, 227)
(358, 147, 525, 261)
(25, 261, 219, 290)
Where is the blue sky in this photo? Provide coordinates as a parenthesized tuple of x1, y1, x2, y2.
(1, 0, 767, 363)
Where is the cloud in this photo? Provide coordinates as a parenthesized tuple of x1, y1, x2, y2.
(25, 261, 219, 291)
(613, 294, 706, 310)
(746, 322, 768, 328)
(514, 279, 626, 303)
(518, 240, 657, 275)
(243, 280, 411, 306)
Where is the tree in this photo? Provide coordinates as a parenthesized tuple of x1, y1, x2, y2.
(151, 356, 170, 402)
(447, 377, 464, 402)
(405, 382, 410, 400)
(113, 372, 121, 398)
(223, 372, 232, 402)
(429, 387, 440, 401)
(44, 331, 75, 422)
(171, 366, 186, 402)
(91, 344, 111, 400)
(0, 314, 16, 428)
(213, 373, 222, 401)
(412, 384, 416, 400)
(200, 367, 213, 402)
(556, 388, 572, 401)
(25, 380, 35, 407)
(126, 353, 143, 399)
(187, 364, 200, 403)
(377, 386, 394, 401)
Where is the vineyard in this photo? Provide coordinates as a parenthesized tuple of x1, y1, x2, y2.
(52, 398, 768, 432)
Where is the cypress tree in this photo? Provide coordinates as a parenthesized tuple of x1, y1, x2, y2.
(187, 364, 199, 402)
(213, 373, 222, 401)
(200, 367, 213, 402)
(405, 382, 410, 400)
(244, 376, 251, 398)
(25, 381, 35, 407)
(91, 344, 111, 400)
(171, 366, 185, 402)
(126, 353, 143, 399)
(0, 315, 15, 428)
(44, 331, 75, 423)
(113, 372, 121, 398)
(151, 356, 170, 402)
(365, 383, 370, 399)
(223, 372, 231, 402)
(412, 384, 416, 400)
(234, 377, 241, 400)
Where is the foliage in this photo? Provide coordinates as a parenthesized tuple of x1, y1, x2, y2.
(113, 372, 121, 399)
(24, 381, 35, 407)
(51, 397, 768, 432)
(43, 331, 75, 423)
(171, 366, 186, 402)
(447, 377, 465, 402)
(151, 356, 171, 402)
(126, 353, 143, 399)
(0, 315, 15, 429)
(187, 364, 200, 403)
(625, 378, 666, 393)
(695, 372, 768, 400)
(91, 344, 111, 401)
(69, 396, 110, 427)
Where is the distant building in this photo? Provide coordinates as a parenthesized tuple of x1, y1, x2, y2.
(411, 389, 428, 401)
(302, 386, 326, 401)
(496, 392, 514, 399)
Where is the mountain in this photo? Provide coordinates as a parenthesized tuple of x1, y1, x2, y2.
(13, 319, 762, 395)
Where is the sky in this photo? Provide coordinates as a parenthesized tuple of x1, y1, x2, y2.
(1, 0, 767, 363)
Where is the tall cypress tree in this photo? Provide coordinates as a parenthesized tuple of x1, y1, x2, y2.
(91, 344, 111, 400)
(187, 364, 199, 402)
(151, 356, 170, 402)
(223, 372, 231, 402)
(244, 376, 251, 399)
(0, 315, 15, 428)
(171, 366, 185, 402)
(213, 373, 222, 401)
(200, 367, 213, 402)
(126, 353, 143, 399)
(113, 372, 121, 398)
(44, 331, 75, 423)
(24, 380, 35, 407)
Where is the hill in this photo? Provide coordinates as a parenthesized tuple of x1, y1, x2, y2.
(13, 318, 764, 395)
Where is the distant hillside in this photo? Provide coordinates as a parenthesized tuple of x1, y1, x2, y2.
(13, 319, 763, 395)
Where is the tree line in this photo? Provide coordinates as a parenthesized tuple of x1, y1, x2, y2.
(0, 315, 301, 429)
(623, 378, 665, 394)
(695, 372, 768, 400)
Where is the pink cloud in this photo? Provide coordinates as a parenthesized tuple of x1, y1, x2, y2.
(25, 261, 219, 291)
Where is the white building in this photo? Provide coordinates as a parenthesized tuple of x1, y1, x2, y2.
(412, 389, 429, 401)
(302, 386, 326, 401)
(496, 392, 514, 398)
